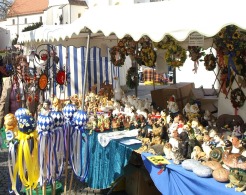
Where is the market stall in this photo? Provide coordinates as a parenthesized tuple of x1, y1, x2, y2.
(3, 0, 245, 194)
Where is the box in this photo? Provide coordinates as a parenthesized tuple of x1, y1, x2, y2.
(125, 166, 161, 195)
(151, 82, 195, 111)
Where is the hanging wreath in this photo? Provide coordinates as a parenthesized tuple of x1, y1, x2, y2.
(126, 67, 138, 89)
(153, 35, 176, 50)
(140, 46, 156, 67)
(110, 46, 126, 67)
(203, 54, 217, 71)
(119, 36, 137, 56)
(165, 44, 187, 68)
(230, 88, 246, 108)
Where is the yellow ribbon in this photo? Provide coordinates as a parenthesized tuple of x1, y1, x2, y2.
(12, 130, 40, 190)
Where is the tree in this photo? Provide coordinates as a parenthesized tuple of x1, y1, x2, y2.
(0, 0, 13, 19)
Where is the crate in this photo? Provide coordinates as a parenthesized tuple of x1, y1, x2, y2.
(125, 166, 161, 195)
(151, 82, 195, 111)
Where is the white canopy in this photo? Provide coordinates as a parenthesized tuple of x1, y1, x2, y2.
(18, 0, 246, 45)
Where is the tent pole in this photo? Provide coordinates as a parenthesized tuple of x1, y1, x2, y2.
(173, 67, 176, 84)
(82, 31, 91, 110)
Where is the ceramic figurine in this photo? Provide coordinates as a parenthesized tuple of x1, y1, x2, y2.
(226, 169, 246, 192)
(191, 146, 206, 161)
(178, 131, 189, 158)
(171, 146, 185, 164)
(163, 142, 173, 160)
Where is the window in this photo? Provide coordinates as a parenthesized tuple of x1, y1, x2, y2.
(25, 18, 27, 24)
(78, 13, 81, 18)
(12, 19, 15, 25)
(40, 16, 42, 22)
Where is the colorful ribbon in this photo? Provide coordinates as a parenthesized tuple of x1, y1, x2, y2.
(69, 126, 89, 182)
(10, 131, 39, 190)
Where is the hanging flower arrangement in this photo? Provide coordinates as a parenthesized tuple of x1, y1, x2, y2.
(213, 25, 246, 76)
(140, 46, 156, 67)
(203, 53, 217, 71)
(110, 46, 126, 67)
(153, 35, 176, 50)
(119, 36, 137, 56)
(165, 44, 187, 68)
(126, 67, 138, 89)
(188, 46, 205, 62)
(230, 88, 246, 108)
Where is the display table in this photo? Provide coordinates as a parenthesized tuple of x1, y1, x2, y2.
(141, 153, 244, 195)
(85, 130, 141, 189)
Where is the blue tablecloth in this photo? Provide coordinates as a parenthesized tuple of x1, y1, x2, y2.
(141, 153, 244, 195)
(85, 131, 141, 189)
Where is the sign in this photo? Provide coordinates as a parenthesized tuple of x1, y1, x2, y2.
(188, 32, 204, 47)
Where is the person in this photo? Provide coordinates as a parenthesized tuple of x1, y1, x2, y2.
(138, 66, 143, 83)
(0, 77, 24, 128)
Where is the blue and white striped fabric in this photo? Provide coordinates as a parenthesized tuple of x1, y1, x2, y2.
(50, 45, 119, 99)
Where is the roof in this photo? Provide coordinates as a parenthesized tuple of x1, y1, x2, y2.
(7, 0, 49, 17)
(68, 0, 87, 6)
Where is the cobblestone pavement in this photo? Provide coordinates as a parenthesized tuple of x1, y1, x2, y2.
(0, 148, 10, 194)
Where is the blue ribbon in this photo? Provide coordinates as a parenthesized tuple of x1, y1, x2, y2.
(227, 52, 238, 83)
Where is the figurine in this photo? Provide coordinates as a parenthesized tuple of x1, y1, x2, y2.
(163, 142, 173, 160)
(40, 99, 51, 115)
(171, 146, 185, 164)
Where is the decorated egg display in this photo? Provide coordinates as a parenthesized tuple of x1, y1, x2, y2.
(15, 108, 31, 121)
(73, 110, 88, 128)
(49, 110, 65, 128)
(37, 114, 54, 132)
(18, 115, 36, 134)
(62, 104, 77, 120)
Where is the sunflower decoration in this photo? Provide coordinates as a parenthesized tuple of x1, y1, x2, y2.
(203, 53, 217, 71)
(110, 46, 126, 67)
(165, 44, 187, 68)
(140, 46, 156, 67)
(153, 35, 176, 50)
(126, 67, 138, 89)
(230, 88, 246, 109)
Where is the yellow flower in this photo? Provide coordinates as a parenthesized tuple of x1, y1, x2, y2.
(232, 31, 240, 39)
(226, 43, 234, 51)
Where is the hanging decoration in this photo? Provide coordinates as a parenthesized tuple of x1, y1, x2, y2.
(187, 46, 205, 73)
(153, 35, 176, 50)
(126, 67, 138, 89)
(110, 46, 126, 67)
(230, 88, 246, 109)
(8, 113, 39, 193)
(213, 25, 246, 76)
(165, 44, 187, 68)
(203, 53, 217, 71)
(70, 109, 89, 182)
(120, 36, 137, 56)
(213, 25, 246, 97)
(140, 46, 156, 67)
(38, 73, 48, 90)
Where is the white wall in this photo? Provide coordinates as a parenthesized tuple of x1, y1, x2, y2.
(5, 13, 43, 41)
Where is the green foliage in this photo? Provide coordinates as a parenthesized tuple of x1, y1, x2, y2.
(22, 22, 43, 32)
